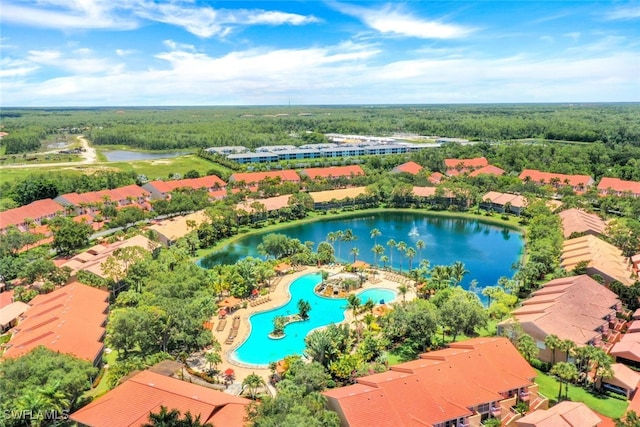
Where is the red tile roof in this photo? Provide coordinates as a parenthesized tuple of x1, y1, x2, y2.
(518, 169, 594, 192)
(229, 170, 300, 184)
(324, 337, 535, 427)
(236, 195, 291, 213)
(598, 177, 640, 197)
(412, 186, 437, 198)
(428, 171, 444, 184)
(483, 191, 528, 209)
(57, 185, 150, 206)
(517, 401, 602, 426)
(469, 164, 505, 177)
(611, 332, 640, 364)
(0, 199, 64, 230)
(507, 275, 620, 346)
(444, 157, 489, 169)
(0, 291, 15, 309)
(301, 165, 365, 179)
(145, 175, 226, 195)
(3, 282, 108, 364)
(391, 162, 423, 175)
(70, 370, 251, 427)
(558, 208, 607, 238)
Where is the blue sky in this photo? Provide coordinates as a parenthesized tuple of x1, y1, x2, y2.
(1, 1, 638, 106)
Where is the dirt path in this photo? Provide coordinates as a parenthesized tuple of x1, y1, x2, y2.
(0, 135, 98, 169)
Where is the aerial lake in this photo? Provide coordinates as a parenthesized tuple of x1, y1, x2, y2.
(200, 211, 524, 291)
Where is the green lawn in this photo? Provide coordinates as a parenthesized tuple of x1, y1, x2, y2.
(85, 349, 119, 398)
(0, 154, 231, 184)
(106, 155, 230, 181)
(534, 369, 628, 418)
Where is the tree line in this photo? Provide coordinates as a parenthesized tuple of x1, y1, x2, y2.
(1, 104, 639, 154)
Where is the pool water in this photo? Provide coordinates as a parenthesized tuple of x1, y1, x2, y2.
(231, 273, 397, 366)
(358, 288, 396, 305)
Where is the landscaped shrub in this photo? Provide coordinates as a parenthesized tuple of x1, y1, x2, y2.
(92, 367, 106, 388)
(186, 367, 220, 384)
(531, 358, 551, 372)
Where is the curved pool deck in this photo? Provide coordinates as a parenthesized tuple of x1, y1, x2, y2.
(214, 267, 406, 371)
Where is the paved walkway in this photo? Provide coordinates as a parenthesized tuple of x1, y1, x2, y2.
(201, 265, 416, 387)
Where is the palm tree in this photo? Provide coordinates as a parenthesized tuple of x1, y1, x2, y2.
(372, 244, 384, 268)
(430, 265, 453, 290)
(297, 299, 311, 320)
(17, 389, 51, 427)
(335, 230, 344, 261)
(363, 299, 375, 314)
(416, 239, 425, 262)
(398, 284, 408, 303)
(350, 247, 360, 263)
(572, 345, 595, 385)
(304, 328, 336, 368)
(204, 351, 222, 374)
(144, 406, 181, 427)
(405, 247, 416, 271)
(396, 241, 407, 272)
(370, 228, 381, 245)
(559, 339, 576, 363)
(380, 255, 389, 270)
(544, 334, 562, 366)
(386, 239, 396, 268)
(550, 362, 578, 400)
(450, 261, 469, 286)
(342, 228, 357, 245)
(516, 334, 539, 363)
(327, 232, 337, 252)
(36, 381, 70, 414)
(590, 347, 613, 391)
(243, 373, 265, 400)
(347, 294, 362, 340)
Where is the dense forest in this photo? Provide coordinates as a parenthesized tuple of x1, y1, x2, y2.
(1, 104, 638, 154)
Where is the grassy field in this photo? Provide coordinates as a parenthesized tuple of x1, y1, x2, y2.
(0, 154, 231, 183)
(534, 369, 628, 418)
(105, 155, 229, 180)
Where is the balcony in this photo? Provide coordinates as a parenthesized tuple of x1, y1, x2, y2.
(519, 391, 530, 401)
(491, 406, 502, 417)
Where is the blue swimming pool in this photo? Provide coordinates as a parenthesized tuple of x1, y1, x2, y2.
(231, 273, 397, 366)
(358, 288, 396, 305)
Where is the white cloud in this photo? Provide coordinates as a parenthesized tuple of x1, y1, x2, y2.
(333, 2, 474, 39)
(563, 32, 581, 42)
(115, 49, 136, 57)
(163, 40, 196, 52)
(0, 0, 319, 37)
(27, 48, 123, 75)
(3, 38, 637, 106)
(74, 48, 93, 55)
(0, 1, 138, 30)
(540, 35, 554, 43)
(0, 57, 39, 78)
(27, 50, 62, 62)
(136, 3, 319, 38)
(604, 5, 640, 20)
(243, 10, 321, 26)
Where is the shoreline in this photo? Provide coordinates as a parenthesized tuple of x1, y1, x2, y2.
(196, 207, 526, 260)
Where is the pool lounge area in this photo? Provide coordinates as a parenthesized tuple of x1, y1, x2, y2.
(229, 272, 397, 367)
